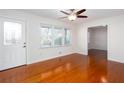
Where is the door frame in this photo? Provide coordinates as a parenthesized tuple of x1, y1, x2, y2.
(87, 25, 108, 59)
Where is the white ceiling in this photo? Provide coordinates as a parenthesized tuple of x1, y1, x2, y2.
(20, 9, 124, 24)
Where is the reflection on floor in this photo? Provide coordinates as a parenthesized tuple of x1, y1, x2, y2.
(0, 49, 124, 83)
(88, 49, 107, 82)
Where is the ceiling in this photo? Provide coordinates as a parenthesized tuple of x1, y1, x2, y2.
(20, 9, 124, 24)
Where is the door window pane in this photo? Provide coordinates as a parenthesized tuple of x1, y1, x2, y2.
(4, 21, 22, 45)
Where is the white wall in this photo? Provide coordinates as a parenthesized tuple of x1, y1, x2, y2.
(77, 15, 124, 63)
(88, 26, 107, 50)
(1, 10, 124, 64)
(0, 10, 78, 64)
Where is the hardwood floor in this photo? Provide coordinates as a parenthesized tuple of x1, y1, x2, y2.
(0, 49, 124, 83)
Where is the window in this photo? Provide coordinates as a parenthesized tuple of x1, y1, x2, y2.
(4, 21, 22, 45)
(53, 28, 63, 46)
(40, 25, 71, 48)
(64, 29, 71, 45)
(41, 26, 52, 47)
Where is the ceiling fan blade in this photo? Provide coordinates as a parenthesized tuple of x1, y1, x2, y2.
(60, 11, 70, 15)
(70, 9, 75, 12)
(76, 9, 86, 15)
(77, 15, 88, 18)
(59, 17, 67, 19)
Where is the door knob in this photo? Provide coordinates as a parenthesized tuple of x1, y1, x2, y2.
(23, 46, 26, 48)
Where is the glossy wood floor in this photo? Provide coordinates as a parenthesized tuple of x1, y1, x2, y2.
(0, 49, 124, 83)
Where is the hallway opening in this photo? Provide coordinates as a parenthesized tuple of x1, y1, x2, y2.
(88, 25, 107, 60)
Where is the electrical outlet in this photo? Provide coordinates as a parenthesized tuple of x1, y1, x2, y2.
(59, 51, 62, 54)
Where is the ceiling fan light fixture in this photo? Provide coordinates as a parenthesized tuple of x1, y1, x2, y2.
(68, 14, 77, 21)
(60, 9, 87, 21)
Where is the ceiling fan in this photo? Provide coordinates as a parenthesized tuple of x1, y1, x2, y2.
(60, 9, 88, 21)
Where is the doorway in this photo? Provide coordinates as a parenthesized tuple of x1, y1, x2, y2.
(0, 17, 26, 71)
(88, 25, 107, 60)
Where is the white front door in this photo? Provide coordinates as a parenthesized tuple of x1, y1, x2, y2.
(0, 17, 26, 71)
